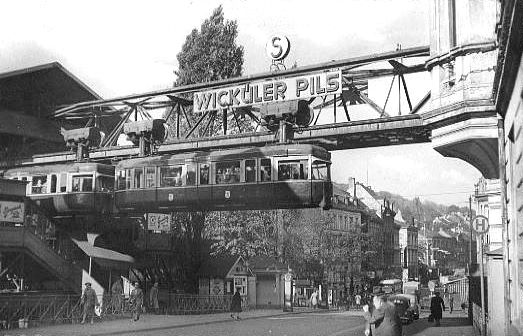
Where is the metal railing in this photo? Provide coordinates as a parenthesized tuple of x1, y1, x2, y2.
(0, 293, 81, 329)
(163, 294, 248, 315)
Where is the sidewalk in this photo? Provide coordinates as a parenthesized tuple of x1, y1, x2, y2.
(404, 310, 476, 336)
(0, 308, 316, 336)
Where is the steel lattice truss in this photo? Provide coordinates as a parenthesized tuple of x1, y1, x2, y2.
(51, 46, 431, 154)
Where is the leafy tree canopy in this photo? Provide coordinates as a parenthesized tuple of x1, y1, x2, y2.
(175, 5, 244, 86)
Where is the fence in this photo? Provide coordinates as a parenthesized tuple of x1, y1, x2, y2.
(162, 294, 249, 315)
(0, 292, 248, 329)
(0, 293, 81, 329)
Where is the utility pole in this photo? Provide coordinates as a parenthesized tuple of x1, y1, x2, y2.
(469, 195, 472, 274)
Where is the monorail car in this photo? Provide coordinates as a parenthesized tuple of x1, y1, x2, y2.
(2, 162, 114, 215)
(114, 144, 332, 212)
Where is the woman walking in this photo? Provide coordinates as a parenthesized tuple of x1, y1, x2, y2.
(230, 290, 242, 320)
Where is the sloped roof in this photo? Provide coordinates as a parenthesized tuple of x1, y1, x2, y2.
(249, 256, 286, 272)
(198, 255, 248, 278)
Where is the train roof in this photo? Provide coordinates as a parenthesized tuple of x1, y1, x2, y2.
(116, 144, 331, 168)
(2, 162, 114, 176)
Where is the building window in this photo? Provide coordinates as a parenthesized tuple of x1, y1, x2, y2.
(233, 276, 247, 296)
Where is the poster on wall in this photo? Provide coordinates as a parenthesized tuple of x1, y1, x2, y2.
(147, 213, 171, 232)
(0, 201, 24, 223)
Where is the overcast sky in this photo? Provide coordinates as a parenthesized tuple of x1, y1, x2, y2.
(0, 0, 481, 205)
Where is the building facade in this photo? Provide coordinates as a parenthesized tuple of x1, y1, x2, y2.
(494, 1, 523, 334)
(398, 216, 419, 281)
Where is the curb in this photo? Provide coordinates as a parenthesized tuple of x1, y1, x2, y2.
(91, 309, 327, 336)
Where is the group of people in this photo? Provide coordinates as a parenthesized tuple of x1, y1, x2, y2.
(362, 291, 447, 336)
(80, 280, 160, 325)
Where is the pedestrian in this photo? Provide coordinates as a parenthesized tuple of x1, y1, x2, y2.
(355, 293, 362, 309)
(111, 279, 123, 314)
(81, 282, 99, 325)
(449, 294, 454, 314)
(430, 291, 445, 326)
(230, 290, 242, 320)
(310, 289, 319, 309)
(363, 295, 402, 336)
(130, 282, 144, 322)
(149, 282, 159, 314)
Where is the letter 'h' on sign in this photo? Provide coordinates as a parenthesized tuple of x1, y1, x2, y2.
(473, 215, 489, 234)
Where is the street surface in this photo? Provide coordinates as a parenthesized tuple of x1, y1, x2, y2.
(0, 310, 475, 336)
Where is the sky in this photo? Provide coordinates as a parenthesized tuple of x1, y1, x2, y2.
(0, 0, 481, 205)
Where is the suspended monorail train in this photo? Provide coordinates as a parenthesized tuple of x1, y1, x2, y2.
(2, 144, 332, 215)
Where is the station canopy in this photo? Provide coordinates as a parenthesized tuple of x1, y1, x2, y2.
(72, 238, 135, 270)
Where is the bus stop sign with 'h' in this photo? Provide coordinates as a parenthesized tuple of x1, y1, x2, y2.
(472, 215, 489, 235)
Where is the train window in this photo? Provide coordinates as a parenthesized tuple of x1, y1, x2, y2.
(60, 174, 67, 192)
(245, 159, 256, 183)
(125, 169, 133, 189)
(133, 168, 144, 189)
(260, 159, 271, 182)
(199, 164, 210, 185)
(98, 176, 114, 191)
(312, 160, 329, 180)
(145, 167, 156, 188)
(278, 160, 308, 180)
(72, 174, 93, 192)
(215, 161, 240, 184)
(50, 175, 57, 193)
(32, 176, 47, 194)
(117, 170, 126, 190)
(160, 166, 183, 187)
(187, 164, 196, 186)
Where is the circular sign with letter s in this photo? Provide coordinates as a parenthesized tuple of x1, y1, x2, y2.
(266, 34, 290, 61)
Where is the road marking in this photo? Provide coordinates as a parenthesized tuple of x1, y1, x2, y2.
(267, 316, 308, 320)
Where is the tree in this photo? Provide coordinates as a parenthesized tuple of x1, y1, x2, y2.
(175, 5, 243, 86)
(163, 6, 246, 293)
(205, 210, 278, 258)
(165, 5, 249, 140)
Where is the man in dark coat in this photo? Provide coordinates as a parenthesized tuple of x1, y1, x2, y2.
(130, 282, 144, 321)
(230, 290, 242, 320)
(363, 295, 402, 336)
(430, 292, 445, 326)
(81, 282, 99, 324)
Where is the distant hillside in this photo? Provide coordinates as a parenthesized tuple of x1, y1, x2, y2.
(335, 182, 474, 233)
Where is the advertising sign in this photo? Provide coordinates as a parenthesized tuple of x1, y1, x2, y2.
(193, 69, 342, 113)
(147, 213, 171, 232)
(0, 201, 24, 223)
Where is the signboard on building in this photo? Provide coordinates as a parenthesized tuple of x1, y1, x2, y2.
(0, 201, 24, 223)
(472, 215, 489, 234)
(147, 213, 171, 232)
(193, 69, 342, 113)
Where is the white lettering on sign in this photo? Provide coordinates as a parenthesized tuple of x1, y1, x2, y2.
(472, 215, 489, 234)
(147, 213, 171, 232)
(0, 201, 24, 223)
(193, 70, 342, 113)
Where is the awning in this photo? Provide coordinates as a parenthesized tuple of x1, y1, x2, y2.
(72, 239, 135, 270)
